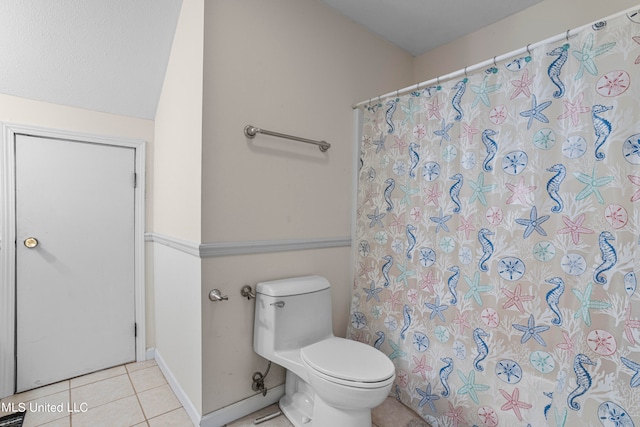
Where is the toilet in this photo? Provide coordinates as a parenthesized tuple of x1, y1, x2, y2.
(253, 275, 395, 427)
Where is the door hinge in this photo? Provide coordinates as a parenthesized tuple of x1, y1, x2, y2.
(133, 173, 137, 188)
(134, 323, 137, 337)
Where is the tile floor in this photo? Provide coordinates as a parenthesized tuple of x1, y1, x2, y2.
(1, 361, 430, 427)
(0, 360, 192, 427)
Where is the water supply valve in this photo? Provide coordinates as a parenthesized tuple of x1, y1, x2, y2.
(252, 361, 271, 396)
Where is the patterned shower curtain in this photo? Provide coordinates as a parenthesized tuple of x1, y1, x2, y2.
(348, 10, 640, 427)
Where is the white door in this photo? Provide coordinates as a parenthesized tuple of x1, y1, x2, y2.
(15, 134, 136, 392)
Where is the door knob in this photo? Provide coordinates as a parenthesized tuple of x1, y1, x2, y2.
(24, 237, 39, 248)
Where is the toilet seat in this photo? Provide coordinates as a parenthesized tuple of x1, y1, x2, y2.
(300, 337, 395, 388)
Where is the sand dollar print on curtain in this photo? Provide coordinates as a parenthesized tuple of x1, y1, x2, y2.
(349, 10, 640, 427)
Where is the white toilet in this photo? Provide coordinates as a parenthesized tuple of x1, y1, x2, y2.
(253, 275, 395, 427)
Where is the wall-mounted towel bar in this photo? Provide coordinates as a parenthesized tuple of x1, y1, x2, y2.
(244, 125, 330, 152)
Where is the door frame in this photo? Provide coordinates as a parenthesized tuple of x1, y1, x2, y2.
(0, 123, 146, 398)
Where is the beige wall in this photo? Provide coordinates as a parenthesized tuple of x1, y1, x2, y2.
(153, 0, 204, 243)
(201, 0, 413, 242)
(201, 247, 351, 412)
(414, 0, 640, 81)
(0, 92, 152, 144)
(154, 0, 640, 418)
(152, 0, 205, 415)
(199, 0, 413, 414)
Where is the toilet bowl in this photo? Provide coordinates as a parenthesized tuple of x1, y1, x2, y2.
(300, 337, 395, 425)
(253, 276, 396, 427)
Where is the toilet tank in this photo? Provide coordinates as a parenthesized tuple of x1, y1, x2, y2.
(254, 276, 334, 358)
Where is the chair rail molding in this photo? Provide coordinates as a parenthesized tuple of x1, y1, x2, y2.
(146, 233, 351, 258)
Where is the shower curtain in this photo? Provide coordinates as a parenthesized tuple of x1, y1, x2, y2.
(349, 10, 640, 427)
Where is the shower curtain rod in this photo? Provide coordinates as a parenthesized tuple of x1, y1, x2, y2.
(352, 5, 640, 109)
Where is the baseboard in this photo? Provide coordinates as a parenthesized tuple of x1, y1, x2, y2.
(145, 347, 155, 361)
(154, 349, 201, 427)
(200, 385, 285, 427)
(151, 347, 284, 427)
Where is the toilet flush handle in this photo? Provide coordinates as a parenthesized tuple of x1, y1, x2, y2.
(270, 301, 285, 308)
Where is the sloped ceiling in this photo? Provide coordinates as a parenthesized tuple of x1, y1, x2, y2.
(0, 0, 542, 120)
(0, 0, 182, 120)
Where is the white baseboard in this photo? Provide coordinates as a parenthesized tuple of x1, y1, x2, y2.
(200, 385, 285, 427)
(153, 348, 283, 427)
(154, 349, 201, 427)
(145, 347, 155, 361)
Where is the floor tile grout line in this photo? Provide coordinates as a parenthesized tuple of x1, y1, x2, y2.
(69, 365, 133, 390)
(8, 362, 176, 427)
(3, 380, 71, 405)
(8, 364, 189, 427)
(70, 372, 128, 391)
(3, 362, 157, 400)
(127, 362, 173, 423)
(128, 368, 180, 423)
(128, 363, 149, 422)
(73, 393, 137, 413)
(136, 392, 179, 423)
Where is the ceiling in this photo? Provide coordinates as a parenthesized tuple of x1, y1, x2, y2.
(0, 0, 183, 120)
(0, 0, 542, 120)
(321, 0, 543, 56)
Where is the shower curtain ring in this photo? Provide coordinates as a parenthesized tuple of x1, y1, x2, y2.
(565, 29, 571, 41)
(493, 56, 497, 66)
(464, 66, 468, 77)
(526, 44, 532, 56)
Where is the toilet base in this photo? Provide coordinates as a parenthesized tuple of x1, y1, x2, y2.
(279, 370, 374, 427)
(312, 395, 371, 427)
(279, 371, 314, 426)
(280, 394, 313, 426)
(281, 394, 373, 427)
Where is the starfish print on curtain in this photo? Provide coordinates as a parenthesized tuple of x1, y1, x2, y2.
(349, 9, 640, 427)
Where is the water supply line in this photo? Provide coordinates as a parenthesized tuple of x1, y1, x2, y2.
(252, 361, 271, 396)
(242, 284, 267, 395)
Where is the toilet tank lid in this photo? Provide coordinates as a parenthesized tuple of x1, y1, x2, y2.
(255, 275, 330, 297)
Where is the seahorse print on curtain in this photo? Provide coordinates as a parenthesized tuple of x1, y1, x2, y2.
(349, 10, 640, 427)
